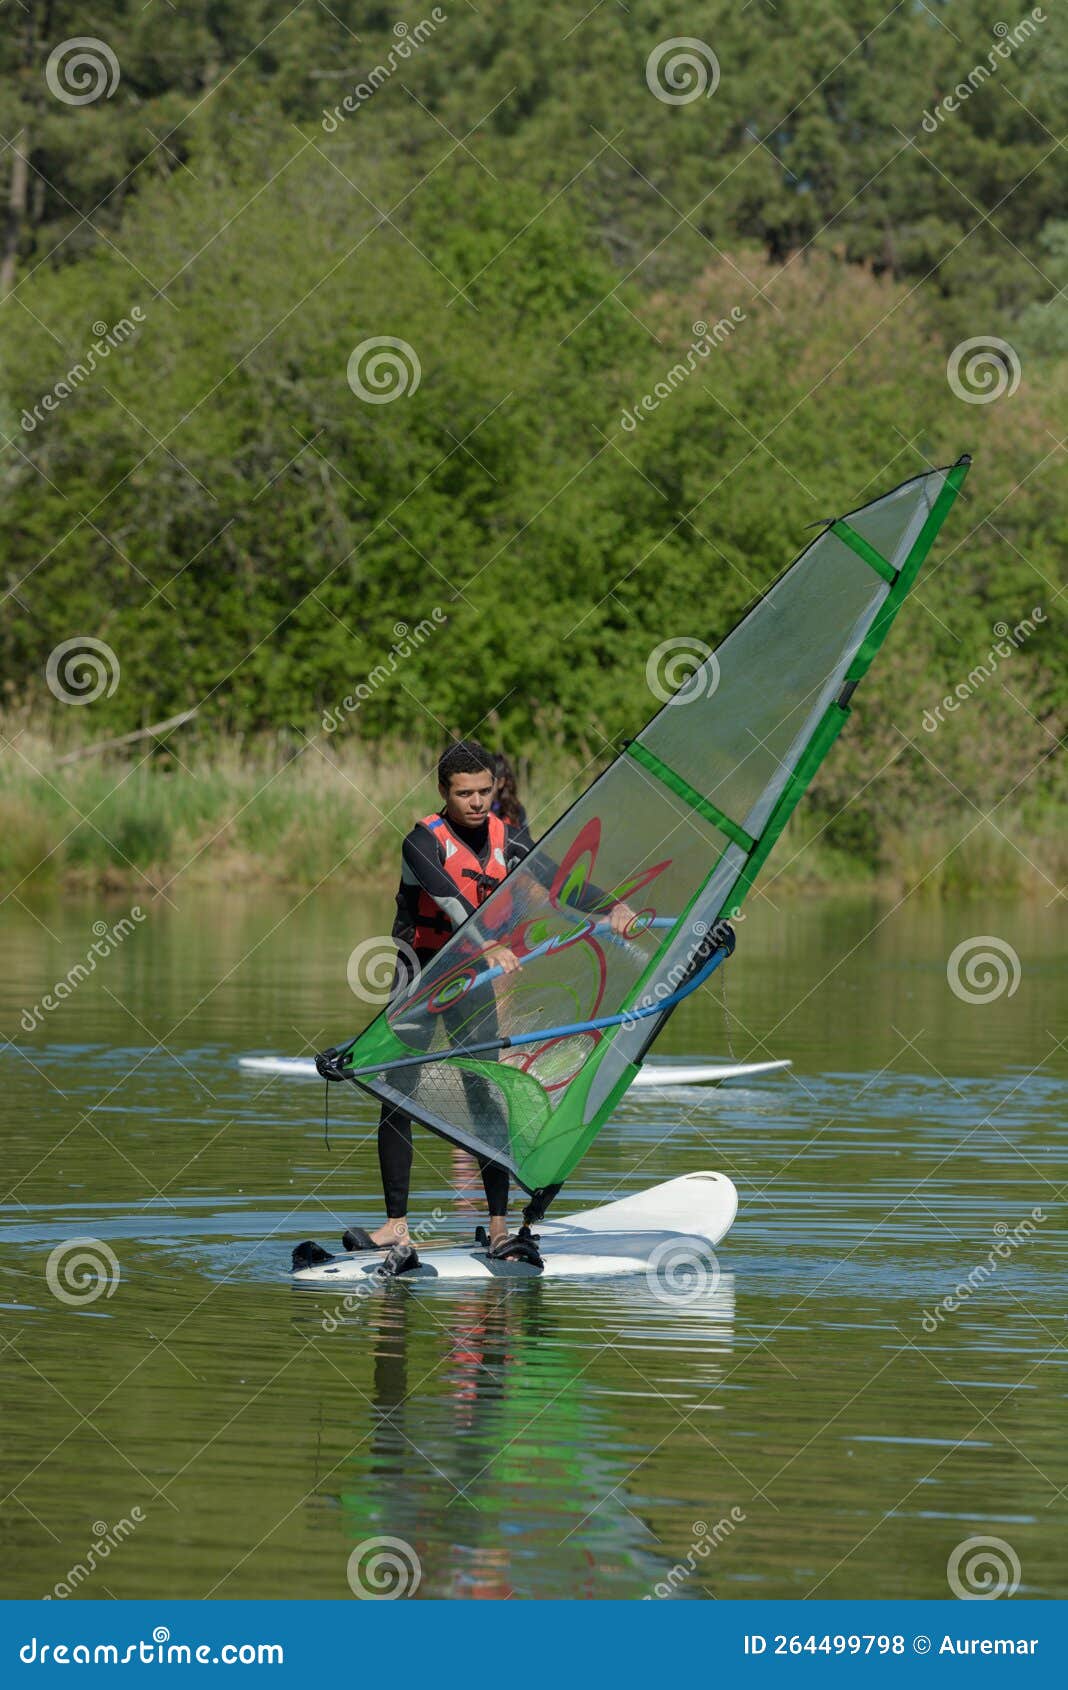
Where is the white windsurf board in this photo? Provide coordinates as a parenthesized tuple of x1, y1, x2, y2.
(290, 1170, 737, 1284)
(242, 1054, 789, 1087)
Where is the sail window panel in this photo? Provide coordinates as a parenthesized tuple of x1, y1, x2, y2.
(637, 532, 888, 837)
(387, 759, 733, 1059)
(352, 762, 734, 1174)
(581, 840, 749, 1118)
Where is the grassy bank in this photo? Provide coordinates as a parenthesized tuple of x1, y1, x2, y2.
(1, 718, 1062, 904)
(0, 721, 590, 900)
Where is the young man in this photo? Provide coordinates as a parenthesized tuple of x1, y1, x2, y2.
(341, 737, 636, 1270)
(344, 740, 531, 1262)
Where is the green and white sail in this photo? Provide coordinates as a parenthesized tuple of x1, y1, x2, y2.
(333, 458, 970, 1192)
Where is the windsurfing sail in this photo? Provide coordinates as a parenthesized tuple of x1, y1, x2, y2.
(324, 457, 970, 1195)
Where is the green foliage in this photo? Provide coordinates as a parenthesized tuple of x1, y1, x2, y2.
(0, 1, 1064, 890)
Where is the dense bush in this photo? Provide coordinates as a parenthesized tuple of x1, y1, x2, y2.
(1, 1, 1063, 889)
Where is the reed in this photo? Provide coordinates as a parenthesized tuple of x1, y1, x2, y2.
(1, 717, 1062, 900)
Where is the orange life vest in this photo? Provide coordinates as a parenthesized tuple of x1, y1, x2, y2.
(412, 812, 512, 955)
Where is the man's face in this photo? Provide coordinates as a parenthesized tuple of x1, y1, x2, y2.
(442, 769, 495, 826)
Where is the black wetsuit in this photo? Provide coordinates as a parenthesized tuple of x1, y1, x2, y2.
(378, 815, 532, 1219)
(492, 799, 533, 857)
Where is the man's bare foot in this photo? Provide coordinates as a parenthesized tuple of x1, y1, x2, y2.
(488, 1216, 508, 1245)
(370, 1219, 410, 1246)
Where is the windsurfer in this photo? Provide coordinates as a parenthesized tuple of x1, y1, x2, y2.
(340, 741, 522, 1259)
(342, 738, 634, 1269)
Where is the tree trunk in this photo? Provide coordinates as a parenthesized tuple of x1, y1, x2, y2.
(0, 0, 40, 292)
(1, 144, 28, 293)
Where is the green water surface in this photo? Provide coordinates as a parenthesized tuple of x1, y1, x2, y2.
(1, 892, 1064, 1601)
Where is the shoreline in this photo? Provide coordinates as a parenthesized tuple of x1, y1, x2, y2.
(1, 726, 1062, 903)
(6, 834, 1061, 912)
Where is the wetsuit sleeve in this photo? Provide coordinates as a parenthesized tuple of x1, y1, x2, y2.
(505, 822, 534, 863)
(496, 801, 606, 906)
(401, 825, 477, 934)
(500, 823, 618, 916)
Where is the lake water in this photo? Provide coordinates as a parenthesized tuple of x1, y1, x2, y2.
(1, 891, 1064, 1601)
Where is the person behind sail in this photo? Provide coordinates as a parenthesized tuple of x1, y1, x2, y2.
(491, 750, 533, 853)
(342, 739, 533, 1268)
